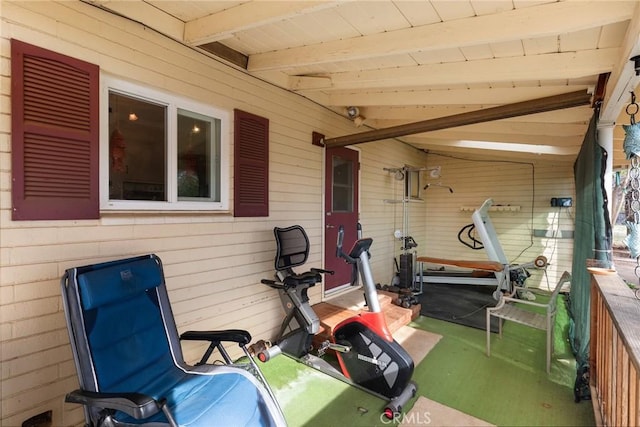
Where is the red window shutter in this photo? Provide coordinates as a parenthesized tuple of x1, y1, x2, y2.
(234, 109, 269, 217)
(11, 39, 99, 220)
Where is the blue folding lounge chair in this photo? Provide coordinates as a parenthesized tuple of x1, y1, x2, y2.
(61, 254, 286, 427)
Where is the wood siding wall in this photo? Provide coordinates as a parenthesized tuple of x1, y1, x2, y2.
(0, 2, 575, 426)
(422, 153, 575, 287)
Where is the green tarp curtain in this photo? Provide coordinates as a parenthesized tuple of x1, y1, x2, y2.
(570, 112, 612, 373)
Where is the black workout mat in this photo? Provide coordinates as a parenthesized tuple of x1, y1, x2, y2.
(417, 283, 500, 333)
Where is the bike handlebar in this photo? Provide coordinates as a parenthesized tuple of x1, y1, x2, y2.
(311, 268, 334, 275)
(336, 225, 358, 264)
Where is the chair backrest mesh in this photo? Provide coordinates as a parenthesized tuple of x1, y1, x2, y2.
(274, 225, 310, 271)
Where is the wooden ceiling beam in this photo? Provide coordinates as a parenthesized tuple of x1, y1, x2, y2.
(324, 90, 592, 148)
(247, 1, 635, 72)
(358, 105, 592, 123)
(325, 86, 591, 107)
(186, 1, 337, 45)
(600, 1, 640, 123)
(366, 120, 588, 139)
(295, 49, 618, 91)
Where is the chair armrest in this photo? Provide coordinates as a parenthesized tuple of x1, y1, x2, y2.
(65, 390, 161, 420)
(487, 298, 507, 312)
(261, 278, 285, 289)
(501, 296, 549, 309)
(181, 329, 252, 346)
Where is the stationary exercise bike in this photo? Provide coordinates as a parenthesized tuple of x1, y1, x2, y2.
(259, 224, 417, 416)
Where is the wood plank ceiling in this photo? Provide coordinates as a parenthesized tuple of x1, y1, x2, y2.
(88, 0, 640, 166)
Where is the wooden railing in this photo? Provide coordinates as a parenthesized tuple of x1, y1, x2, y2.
(590, 273, 640, 426)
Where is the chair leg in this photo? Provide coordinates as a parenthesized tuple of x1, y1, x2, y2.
(546, 331, 551, 374)
(546, 315, 553, 374)
(486, 310, 491, 357)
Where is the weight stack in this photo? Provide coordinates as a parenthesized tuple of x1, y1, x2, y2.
(398, 253, 413, 289)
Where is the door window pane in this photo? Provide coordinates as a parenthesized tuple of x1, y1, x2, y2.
(332, 155, 353, 212)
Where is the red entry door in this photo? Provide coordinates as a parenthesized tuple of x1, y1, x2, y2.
(324, 147, 359, 292)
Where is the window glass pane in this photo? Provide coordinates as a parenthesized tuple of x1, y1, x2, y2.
(406, 169, 421, 199)
(177, 109, 220, 201)
(332, 155, 353, 212)
(108, 92, 166, 201)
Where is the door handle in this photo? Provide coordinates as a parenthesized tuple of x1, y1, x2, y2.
(326, 224, 335, 229)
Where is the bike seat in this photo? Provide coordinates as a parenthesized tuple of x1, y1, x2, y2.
(283, 271, 321, 288)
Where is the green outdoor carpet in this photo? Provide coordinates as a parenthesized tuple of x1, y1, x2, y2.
(261, 354, 390, 427)
(410, 292, 594, 426)
(259, 293, 596, 426)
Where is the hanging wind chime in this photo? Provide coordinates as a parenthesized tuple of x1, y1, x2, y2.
(622, 91, 640, 298)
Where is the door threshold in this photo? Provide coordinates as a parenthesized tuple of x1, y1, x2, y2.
(323, 284, 362, 301)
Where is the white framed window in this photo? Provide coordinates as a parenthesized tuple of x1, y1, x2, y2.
(100, 75, 229, 211)
(404, 166, 422, 201)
